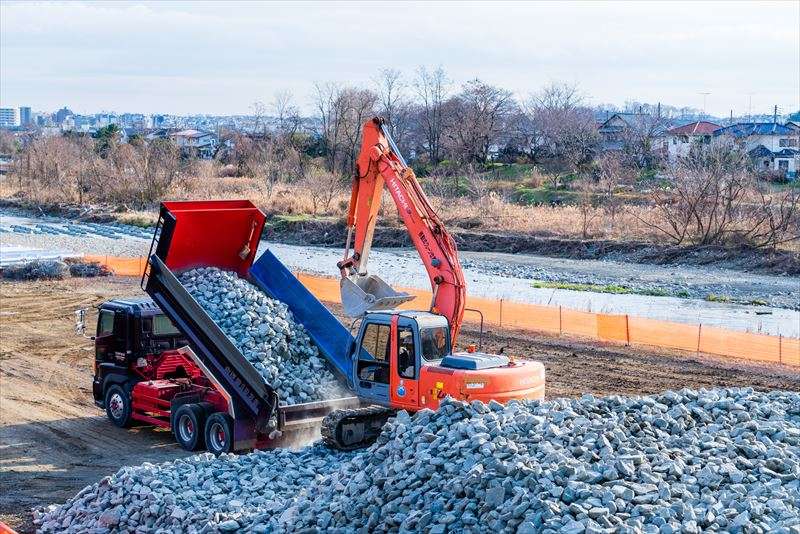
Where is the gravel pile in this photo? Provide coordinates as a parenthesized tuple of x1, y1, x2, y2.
(179, 267, 346, 405)
(34, 445, 353, 533)
(35, 388, 800, 533)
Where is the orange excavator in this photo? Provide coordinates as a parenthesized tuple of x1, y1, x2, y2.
(316, 117, 545, 448)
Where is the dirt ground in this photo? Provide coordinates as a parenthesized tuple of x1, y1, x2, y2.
(2, 277, 799, 532)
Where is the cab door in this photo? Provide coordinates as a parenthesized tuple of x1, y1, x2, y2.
(353, 320, 391, 405)
(389, 316, 420, 409)
(95, 308, 117, 362)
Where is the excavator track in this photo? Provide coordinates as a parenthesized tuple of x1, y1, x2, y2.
(321, 405, 396, 451)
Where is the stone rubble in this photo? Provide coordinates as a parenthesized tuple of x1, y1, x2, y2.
(35, 388, 800, 533)
(178, 267, 347, 405)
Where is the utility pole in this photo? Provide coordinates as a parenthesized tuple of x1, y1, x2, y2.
(773, 105, 778, 124)
(699, 92, 711, 119)
(746, 92, 756, 122)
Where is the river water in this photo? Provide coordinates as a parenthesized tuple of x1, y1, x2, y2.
(2, 209, 798, 338)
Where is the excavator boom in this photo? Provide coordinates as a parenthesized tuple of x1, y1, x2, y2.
(338, 118, 467, 347)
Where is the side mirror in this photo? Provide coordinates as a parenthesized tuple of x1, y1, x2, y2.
(74, 309, 87, 337)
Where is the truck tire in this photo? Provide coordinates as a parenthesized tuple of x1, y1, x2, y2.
(173, 404, 205, 451)
(105, 384, 133, 428)
(204, 413, 233, 455)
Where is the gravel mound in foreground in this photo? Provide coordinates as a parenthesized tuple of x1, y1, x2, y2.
(35, 388, 800, 533)
(179, 267, 347, 405)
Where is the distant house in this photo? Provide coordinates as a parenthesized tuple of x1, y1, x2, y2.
(169, 129, 217, 158)
(597, 112, 671, 152)
(664, 121, 721, 161)
(714, 123, 800, 179)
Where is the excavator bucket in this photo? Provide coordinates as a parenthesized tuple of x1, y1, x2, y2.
(340, 273, 415, 317)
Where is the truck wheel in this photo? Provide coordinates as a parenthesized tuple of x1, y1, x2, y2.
(105, 384, 132, 428)
(204, 413, 233, 455)
(173, 404, 205, 451)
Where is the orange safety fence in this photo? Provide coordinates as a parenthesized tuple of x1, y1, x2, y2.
(86, 256, 800, 368)
(84, 255, 147, 277)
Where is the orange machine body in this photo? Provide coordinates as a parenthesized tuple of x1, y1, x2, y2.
(353, 310, 545, 413)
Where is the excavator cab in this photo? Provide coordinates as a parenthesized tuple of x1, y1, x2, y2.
(350, 309, 545, 414)
(351, 311, 450, 409)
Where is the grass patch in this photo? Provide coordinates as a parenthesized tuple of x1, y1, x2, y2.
(265, 213, 323, 231)
(705, 293, 732, 303)
(114, 212, 157, 228)
(748, 298, 768, 306)
(530, 280, 670, 297)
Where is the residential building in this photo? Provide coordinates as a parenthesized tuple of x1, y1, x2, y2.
(0, 108, 16, 128)
(664, 121, 721, 161)
(713, 122, 800, 179)
(597, 112, 671, 151)
(169, 129, 217, 158)
(19, 106, 32, 127)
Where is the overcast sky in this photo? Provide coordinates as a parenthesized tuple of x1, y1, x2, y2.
(1, 1, 798, 117)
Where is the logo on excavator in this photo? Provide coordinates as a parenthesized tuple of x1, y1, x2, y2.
(397, 380, 406, 397)
(418, 231, 436, 261)
(389, 179, 412, 215)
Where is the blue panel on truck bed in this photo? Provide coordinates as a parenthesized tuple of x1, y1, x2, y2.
(249, 250, 354, 386)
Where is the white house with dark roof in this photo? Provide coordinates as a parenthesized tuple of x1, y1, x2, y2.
(713, 123, 799, 179)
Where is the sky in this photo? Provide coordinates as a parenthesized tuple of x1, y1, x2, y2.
(1, 1, 798, 117)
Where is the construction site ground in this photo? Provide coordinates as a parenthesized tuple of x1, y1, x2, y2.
(1, 277, 799, 533)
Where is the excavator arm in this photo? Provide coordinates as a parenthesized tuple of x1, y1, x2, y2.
(338, 118, 466, 347)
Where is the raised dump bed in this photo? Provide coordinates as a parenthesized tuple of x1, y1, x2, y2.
(142, 200, 358, 451)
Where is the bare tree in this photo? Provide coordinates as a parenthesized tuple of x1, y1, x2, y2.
(447, 79, 516, 164)
(414, 66, 450, 164)
(313, 82, 348, 174)
(575, 177, 600, 239)
(250, 101, 269, 136)
(525, 82, 599, 172)
(341, 87, 378, 176)
(595, 153, 632, 228)
(375, 68, 415, 155)
(271, 90, 303, 138)
(618, 113, 670, 169)
(299, 162, 345, 214)
(635, 141, 779, 246)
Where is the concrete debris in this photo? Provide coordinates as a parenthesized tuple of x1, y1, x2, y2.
(178, 267, 346, 405)
(35, 388, 800, 533)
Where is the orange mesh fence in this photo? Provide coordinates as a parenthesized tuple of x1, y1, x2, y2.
(89, 256, 798, 367)
(84, 255, 146, 277)
(780, 337, 800, 367)
(597, 314, 630, 343)
(699, 326, 784, 364)
(628, 316, 701, 353)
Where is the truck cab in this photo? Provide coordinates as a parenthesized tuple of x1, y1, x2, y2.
(352, 310, 545, 412)
(90, 297, 187, 407)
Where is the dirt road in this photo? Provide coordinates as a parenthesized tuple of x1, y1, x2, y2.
(2, 277, 799, 532)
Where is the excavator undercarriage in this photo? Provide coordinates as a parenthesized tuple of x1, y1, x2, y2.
(321, 405, 396, 450)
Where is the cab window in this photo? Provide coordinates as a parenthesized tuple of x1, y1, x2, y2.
(153, 315, 180, 335)
(397, 327, 416, 379)
(420, 326, 448, 361)
(360, 323, 390, 361)
(358, 323, 390, 384)
(97, 310, 115, 336)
